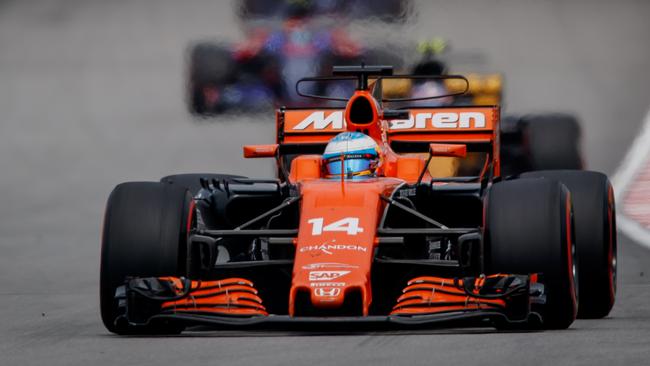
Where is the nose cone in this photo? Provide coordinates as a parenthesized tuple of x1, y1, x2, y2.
(289, 181, 381, 316)
(289, 178, 403, 316)
(297, 261, 365, 310)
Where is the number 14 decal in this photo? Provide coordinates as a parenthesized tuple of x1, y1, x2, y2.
(308, 217, 364, 235)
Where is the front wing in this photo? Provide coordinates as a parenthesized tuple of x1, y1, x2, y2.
(113, 274, 544, 331)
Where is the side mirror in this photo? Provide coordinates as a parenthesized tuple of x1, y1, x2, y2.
(429, 143, 467, 158)
(243, 144, 279, 158)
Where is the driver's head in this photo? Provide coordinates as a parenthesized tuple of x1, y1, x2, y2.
(323, 132, 380, 179)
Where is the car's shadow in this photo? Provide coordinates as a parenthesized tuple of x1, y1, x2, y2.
(105, 325, 545, 338)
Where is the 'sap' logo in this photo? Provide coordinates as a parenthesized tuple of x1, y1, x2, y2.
(309, 270, 350, 281)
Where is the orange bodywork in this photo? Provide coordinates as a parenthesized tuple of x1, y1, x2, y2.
(280, 105, 500, 176)
(289, 155, 323, 181)
(391, 276, 507, 316)
(159, 277, 268, 316)
(243, 144, 278, 158)
(428, 143, 467, 158)
(262, 86, 502, 316)
(289, 178, 402, 316)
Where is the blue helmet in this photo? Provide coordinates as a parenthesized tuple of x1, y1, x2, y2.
(323, 132, 380, 179)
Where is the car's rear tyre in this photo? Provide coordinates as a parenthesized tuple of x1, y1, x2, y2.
(485, 178, 577, 329)
(100, 182, 193, 334)
(160, 173, 246, 196)
(525, 114, 583, 170)
(521, 170, 617, 318)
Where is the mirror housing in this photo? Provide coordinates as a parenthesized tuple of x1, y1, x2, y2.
(429, 143, 467, 158)
(243, 144, 279, 158)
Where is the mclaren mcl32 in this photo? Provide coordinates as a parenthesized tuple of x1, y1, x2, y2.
(101, 65, 616, 334)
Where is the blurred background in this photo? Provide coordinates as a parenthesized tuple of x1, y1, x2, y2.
(1, 0, 650, 364)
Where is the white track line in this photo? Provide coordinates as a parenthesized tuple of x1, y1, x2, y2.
(611, 107, 650, 249)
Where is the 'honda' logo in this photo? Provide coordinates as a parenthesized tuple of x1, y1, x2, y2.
(314, 288, 341, 297)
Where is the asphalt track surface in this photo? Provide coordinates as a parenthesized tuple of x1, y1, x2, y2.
(1, 1, 649, 365)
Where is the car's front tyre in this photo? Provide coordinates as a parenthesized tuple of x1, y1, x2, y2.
(522, 170, 617, 318)
(485, 178, 578, 329)
(100, 182, 193, 334)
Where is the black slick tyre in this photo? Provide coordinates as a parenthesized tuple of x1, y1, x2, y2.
(100, 182, 193, 334)
(187, 42, 234, 115)
(485, 178, 578, 329)
(524, 114, 583, 170)
(521, 170, 617, 318)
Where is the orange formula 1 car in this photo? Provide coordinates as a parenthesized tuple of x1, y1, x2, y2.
(100, 66, 617, 334)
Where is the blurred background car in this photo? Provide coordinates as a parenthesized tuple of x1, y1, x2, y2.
(383, 37, 585, 176)
(187, 0, 411, 114)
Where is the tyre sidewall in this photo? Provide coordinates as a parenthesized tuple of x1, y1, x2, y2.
(485, 178, 577, 328)
(521, 170, 617, 318)
(100, 182, 192, 333)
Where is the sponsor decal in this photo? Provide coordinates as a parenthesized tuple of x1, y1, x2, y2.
(293, 111, 345, 130)
(307, 217, 364, 236)
(310, 282, 346, 288)
(290, 111, 487, 131)
(389, 112, 486, 130)
(309, 270, 350, 281)
(299, 244, 367, 255)
(302, 263, 359, 270)
(398, 188, 417, 198)
(314, 287, 341, 297)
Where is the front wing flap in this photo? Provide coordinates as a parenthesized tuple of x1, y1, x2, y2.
(112, 273, 543, 331)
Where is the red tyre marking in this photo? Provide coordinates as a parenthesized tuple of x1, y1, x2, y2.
(566, 193, 578, 314)
(187, 200, 196, 233)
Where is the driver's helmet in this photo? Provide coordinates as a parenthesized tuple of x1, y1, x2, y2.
(323, 132, 380, 179)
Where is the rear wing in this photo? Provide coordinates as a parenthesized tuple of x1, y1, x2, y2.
(277, 105, 501, 177)
(278, 106, 499, 144)
(278, 108, 345, 145)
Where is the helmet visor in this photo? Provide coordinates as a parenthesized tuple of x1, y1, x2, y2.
(326, 158, 373, 176)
